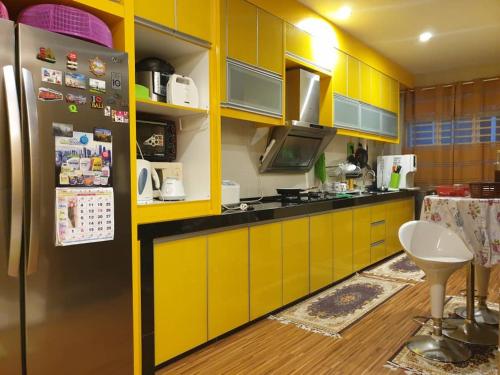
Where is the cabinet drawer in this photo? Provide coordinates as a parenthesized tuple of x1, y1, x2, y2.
(371, 221, 386, 243)
(371, 204, 386, 223)
(370, 241, 386, 263)
(226, 59, 283, 117)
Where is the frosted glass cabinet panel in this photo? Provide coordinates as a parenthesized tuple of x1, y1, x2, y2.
(381, 111, 398, 137)
(226, 59, 283, 117)
(360, 103, 381, 134)
(334, 94, 359, 129)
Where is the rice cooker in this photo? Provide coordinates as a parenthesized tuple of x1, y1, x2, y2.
(136, 57, 174, 102)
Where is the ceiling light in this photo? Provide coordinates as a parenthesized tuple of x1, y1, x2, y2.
(334, 6, 352, 20)
(419, 31, 433, 42)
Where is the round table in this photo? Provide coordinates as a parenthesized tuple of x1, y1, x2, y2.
(420, 195, 499, 346)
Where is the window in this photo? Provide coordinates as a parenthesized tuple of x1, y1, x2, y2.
(479, 116, 499, 143)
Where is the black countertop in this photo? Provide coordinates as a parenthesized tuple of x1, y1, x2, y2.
(138, 190, 417, 241)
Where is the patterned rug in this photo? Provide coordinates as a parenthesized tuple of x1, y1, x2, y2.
(269, 274, 407, 338)
(386, 296, 499, 375)
(364, 253, 425, 283)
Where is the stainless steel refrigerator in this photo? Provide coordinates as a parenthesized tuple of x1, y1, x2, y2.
(0, 20, 133, 375)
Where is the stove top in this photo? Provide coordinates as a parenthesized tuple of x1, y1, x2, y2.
(266, 191, 351, 205)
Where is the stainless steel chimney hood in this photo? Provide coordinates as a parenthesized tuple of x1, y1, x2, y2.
(259, 69, 337, 173)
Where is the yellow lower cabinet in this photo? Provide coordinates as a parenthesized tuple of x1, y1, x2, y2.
(207, 228, 249, 340)
(371, 221, 386, 244)
(333, 210, 353, 281)
(385, 201, 401, 255)
(154, 236, 207, 364)
(403, 198, 415, 223)
(310, 213, 333, 291)
(371, 241, 386, 263)
(249, 222, 282, 319)
(371, 203, 386, 223)
(353, 207, 371, 271)
(282, 218, 310, 304)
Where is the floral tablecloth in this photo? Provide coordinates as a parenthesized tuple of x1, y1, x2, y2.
(421, 196, 500, 267)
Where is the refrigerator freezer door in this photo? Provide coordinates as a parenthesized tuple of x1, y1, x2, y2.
(0, 19, 23, 375)
(17, 24, 133, 375)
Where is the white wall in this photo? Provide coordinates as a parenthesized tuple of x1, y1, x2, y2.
(221, 118, 401, 198)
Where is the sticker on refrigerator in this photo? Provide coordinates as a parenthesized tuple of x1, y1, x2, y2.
(104, 106, 111, 117)
(41, 67, 62, 85)
(65, 72, 86, 89)
(55, 130, 112, 188)
(89, 56, 106, 76)
(94, 128, 112, 142)
(89, 78, 106, 93)
(91, 95, 104, 109)
(112, 110, 129, 123)
(65, 93, 87, 105)
(55, 187, 114, 246)
(111, 72, 122, 90)
(67, 51, 78, 70)
(68, 104, 78, 113)
(37, 47, 56, 63)
(53, 122, 73, 137)
(38, 87, 63, 102)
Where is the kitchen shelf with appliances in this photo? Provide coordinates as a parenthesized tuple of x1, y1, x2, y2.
(133, 12, 220, 224)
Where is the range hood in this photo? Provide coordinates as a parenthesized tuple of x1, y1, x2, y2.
(259, 69, 337, 173)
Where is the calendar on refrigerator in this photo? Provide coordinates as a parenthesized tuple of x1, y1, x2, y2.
(55, 187, 114, 246)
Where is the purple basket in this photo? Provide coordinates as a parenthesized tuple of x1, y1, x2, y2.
(0, 1, 9, 20)
(18, 4, 112, 48)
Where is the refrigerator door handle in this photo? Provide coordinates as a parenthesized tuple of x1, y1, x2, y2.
(22, 68, 40, 275)
(3, 65, 23, 277)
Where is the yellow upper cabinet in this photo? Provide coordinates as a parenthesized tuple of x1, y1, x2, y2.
(177, 0, 212, 42)
(360, 61, 371, 104)
(135, 0, 212, 42)
(227, 0, 258, 66)
(257, 9, 284, 74)
(282, 218, 310, 304)
(333, 49, 347, 96)
(381, 73, 392, 111)
(390, 78, 400, 113)
(207, 229, 249, 340)
(370, 68, 382, 108)
(347, 56, 360, 100)
(285, 22, 314, 65)
(135, 0, 175, 29)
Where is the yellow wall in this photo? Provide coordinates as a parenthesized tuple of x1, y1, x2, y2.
(247, 0, 414, 87)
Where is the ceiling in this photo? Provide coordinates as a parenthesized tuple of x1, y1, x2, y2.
(299, 0, 500, 76)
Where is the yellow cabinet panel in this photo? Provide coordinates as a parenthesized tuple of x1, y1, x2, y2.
(177, 0, 212, 42)
(385, 201, 401, 256)
(347, 56, 360, 100)
(371, 222, 386, 244)
(285, 22, 314, 63)
(310, 213, 333, 291)
(283, 218, 310, 304)
(403, 198, 415, 223)
(154, 237, 207, 364)
(370, 68, 382, 107)
(249, 223, 282, 319)
(333, 210, 353, 281)
(353, 207, 371, 271)
(381, 74, 392, 111)
(135, 0, 175, 29)
(227, 0, 258, 66)
(207, 229, 249, 340)
(258, 9, 283, 74)
(333, 49, 347, 96)
(371, 241, 386, 263)
(371, 203, 386, 223)
(360, 62, 371, 104)
(390, 78, 400, 113)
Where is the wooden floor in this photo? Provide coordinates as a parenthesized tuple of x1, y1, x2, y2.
(158, 264, 499, 375)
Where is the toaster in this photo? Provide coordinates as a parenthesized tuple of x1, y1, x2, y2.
(167, 74, 199, 108)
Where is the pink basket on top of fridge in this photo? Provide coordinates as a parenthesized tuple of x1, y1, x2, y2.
(18, 4, 112, 48)
(0, 1, 9, 19)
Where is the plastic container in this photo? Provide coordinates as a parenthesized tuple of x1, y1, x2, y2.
(18, 4, 112, 48)
(388, 173, 400, 190)
(0, 2, 9, 19)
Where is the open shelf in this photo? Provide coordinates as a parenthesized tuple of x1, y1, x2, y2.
(136, 99, 208, 118)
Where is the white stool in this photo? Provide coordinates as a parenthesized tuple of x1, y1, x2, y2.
(399, 220, 473, 363)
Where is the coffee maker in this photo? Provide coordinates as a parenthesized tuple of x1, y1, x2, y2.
(151, 162, 185, 200)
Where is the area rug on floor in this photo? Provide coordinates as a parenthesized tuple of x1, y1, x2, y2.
(364, 253, 425, 282)
(269, 274, 408, 338)
(386, 296, 499, 375)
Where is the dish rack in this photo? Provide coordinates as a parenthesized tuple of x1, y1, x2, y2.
(469, 182, 500, 198)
